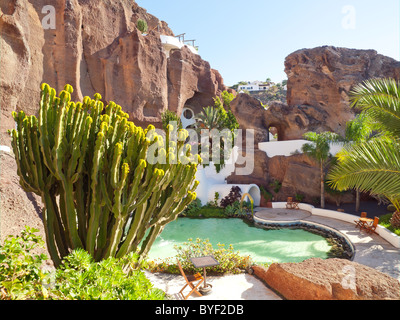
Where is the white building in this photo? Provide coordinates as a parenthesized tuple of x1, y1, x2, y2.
(160, 34, 198, 58)
(238, 81, 271, 92)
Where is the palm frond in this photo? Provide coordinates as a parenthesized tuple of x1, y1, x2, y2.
(327, 136, 400, 201)
(350, 78, 400, 137)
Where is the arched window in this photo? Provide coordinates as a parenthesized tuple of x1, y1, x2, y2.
(268, 126, 279, 141)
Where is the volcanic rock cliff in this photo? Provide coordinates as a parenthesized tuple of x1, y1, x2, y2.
(228, 46, 400, 201)
(237, 46, 400, 142)
(0, 0, 226, 136)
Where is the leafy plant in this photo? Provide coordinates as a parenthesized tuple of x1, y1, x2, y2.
(0, 228, 165, 300)
(260, 186, 272, 202)
(0, 227, 49, 300)
(137, 19, 148, 34)
(181, 198, 202, 216)
(327, 78, 400, 221)
(148, 238, 252, 275)
(161, 110, 182, 132)
(294, 193, 305, 202)
(270, 179, 282, 194)
(213, 192, 220, 207)
(52, 249, 165, 300)
(10, 84, 199, 266)
(225, 200, 251, 217)
(302, 131, 341, 208)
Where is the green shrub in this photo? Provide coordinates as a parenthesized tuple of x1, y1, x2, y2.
(52, 249, 165, 300)
(181, 198, 202, 216)
(0, 226, 48, 300)
(137, 19, 148, 34)
(260, 186, 272, 202)
(194, 206, 226, 218)
(148, 238, 252, 275)
(270, 180, 282, 193)
(295, 193, 305, 202)
(0, 228, 165, 300)
(378, 213, 400, 236)
(161, 110, 182, 132)
(225, 200, 250, 217)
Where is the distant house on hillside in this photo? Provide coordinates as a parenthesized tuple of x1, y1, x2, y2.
(238, 81, 271, 92)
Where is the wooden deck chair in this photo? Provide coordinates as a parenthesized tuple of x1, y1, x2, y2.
(177, 260, 204, 300)
(365, 217, 379, 234)
(286, 197, 294, 209)
(286, 197, 299, 210)
(354, 212, 367, 229)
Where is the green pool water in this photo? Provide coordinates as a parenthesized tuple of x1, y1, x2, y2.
(147, 218, 332, 264)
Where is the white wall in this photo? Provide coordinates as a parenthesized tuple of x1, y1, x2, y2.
(160, 35, 198, 57)
(194, 147, 261, 206)
(180, 107, 196, 129)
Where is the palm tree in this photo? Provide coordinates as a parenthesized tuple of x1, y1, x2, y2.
(302, 131, 341, 208)
(343, 113, 373, 211)
(327, 78, 400, 228)
(195, 106, 222, 131)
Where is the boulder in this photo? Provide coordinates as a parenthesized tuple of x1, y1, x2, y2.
(253, 258, 400, 300)
(284, 46, 400, 136)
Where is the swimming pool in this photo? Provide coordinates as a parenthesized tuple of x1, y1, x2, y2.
(147, 218, 332, 264)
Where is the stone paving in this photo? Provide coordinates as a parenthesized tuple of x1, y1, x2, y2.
(146, 209, 400, 300)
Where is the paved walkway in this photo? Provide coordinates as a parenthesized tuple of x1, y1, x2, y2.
(146, 209, 400, 300)
(145, 271, 282, 300)
(255, 208, 400, 280)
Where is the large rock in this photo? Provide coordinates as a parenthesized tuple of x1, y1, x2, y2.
(227, 46, 400, 201)
(0, 0, 45, 137)
(284, 46, 400, 137)
(253, 258, 400, 300)
(0, 0, 226, 134)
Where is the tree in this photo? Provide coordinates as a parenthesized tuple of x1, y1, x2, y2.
(195, 106, 222, 131)
(10, 84, 200, 266)
(342, 113, 373, 211)
(302, 131, 341, 208)
(194, 91, 239, 173)
(327, 78, 400, 228)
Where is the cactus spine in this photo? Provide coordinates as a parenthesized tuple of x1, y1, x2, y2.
(11, 84, 200, 266)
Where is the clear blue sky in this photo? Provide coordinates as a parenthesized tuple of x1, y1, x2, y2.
(136, 0, 400, 86)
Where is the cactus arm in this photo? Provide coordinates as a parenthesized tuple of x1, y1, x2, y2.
(115, 202, 147, 258)
(41, 191, 62, 267)
(86, 131, 106, 254)
(138, 225, 163, 261)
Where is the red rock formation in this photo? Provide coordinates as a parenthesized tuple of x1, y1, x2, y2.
(284, 46, 400, 137)
(0, 0, 226, 135)
(253, 259, 400, 300)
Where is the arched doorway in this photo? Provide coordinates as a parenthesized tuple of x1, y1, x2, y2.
(268, 126, 279, 141)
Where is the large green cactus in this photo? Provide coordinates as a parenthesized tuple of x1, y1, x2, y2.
(10, 84, 200, 266)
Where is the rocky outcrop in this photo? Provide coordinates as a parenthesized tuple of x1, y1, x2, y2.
(0, 0, 45, 136)
(228, 46, 400, 201)
(230, 46, 400, 144)
(253, 258, 400, 300)
(284, 46, 400, 137)
(0, 0, 226, 134)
